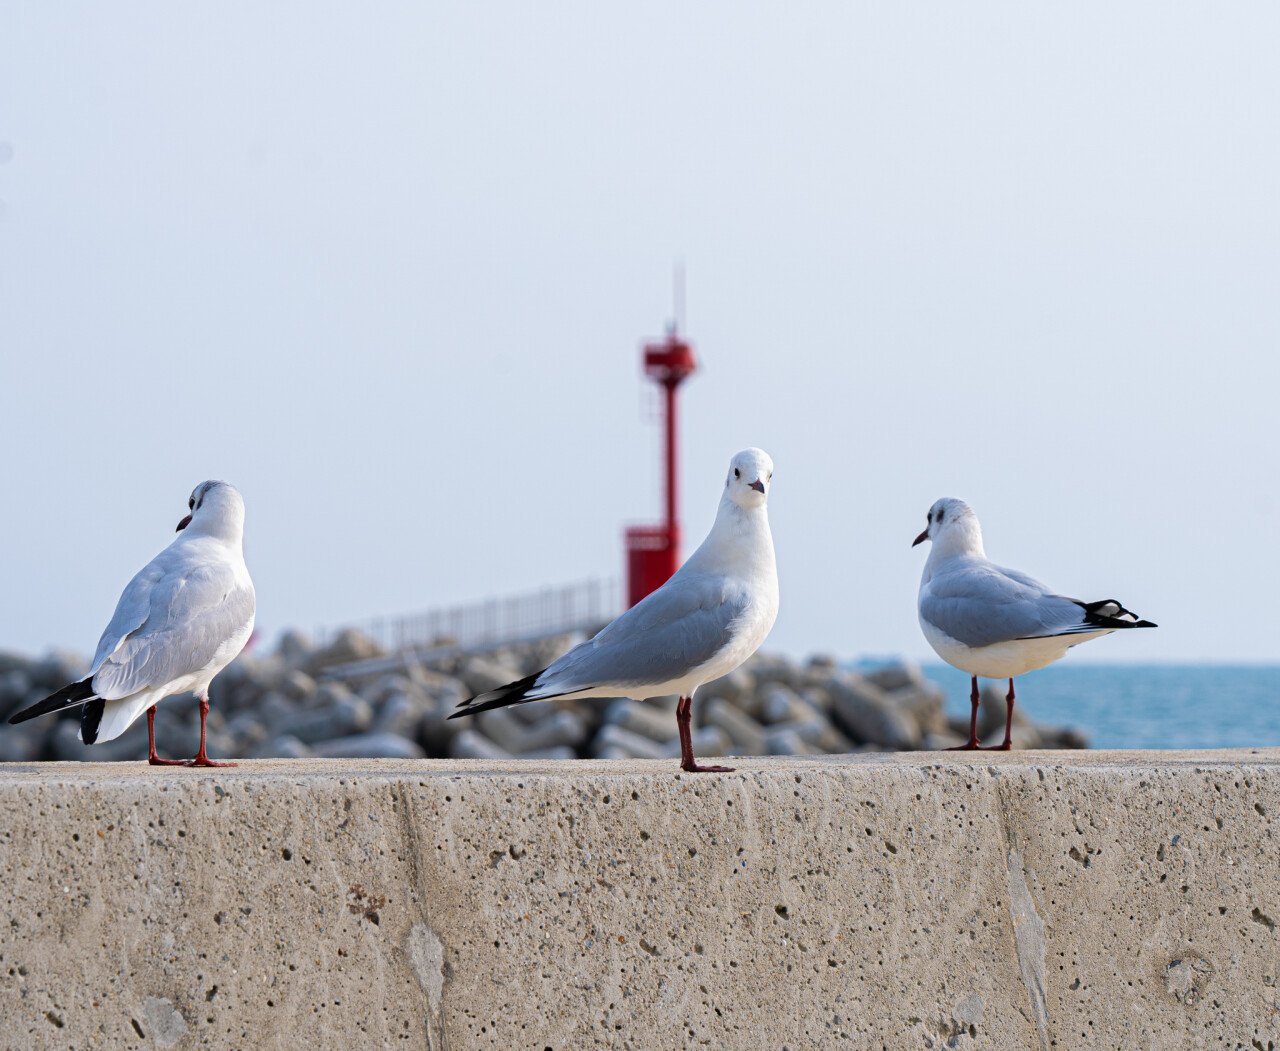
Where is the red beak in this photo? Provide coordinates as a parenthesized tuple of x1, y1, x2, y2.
(176, 515, 192, 532)
(912, 528, 928, 547)
(749, 479, 765, 493)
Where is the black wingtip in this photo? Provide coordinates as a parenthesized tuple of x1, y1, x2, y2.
(448, 671, 545, 720)
(1078, 599, 1157, 631)
(7, 677, 96, 725)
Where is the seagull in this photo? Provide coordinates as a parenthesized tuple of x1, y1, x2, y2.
(450, 448, 779, 773)
(913, 497, 1155, 750)
(8, 481, 256, 767)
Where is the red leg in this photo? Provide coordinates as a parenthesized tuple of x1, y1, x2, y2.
(147, 706, 187, 766)
(947, 676, 983, 750)
(189, 696, 235, 768)
(992, 678, 1015, 751)
(677, 695, 733, 773)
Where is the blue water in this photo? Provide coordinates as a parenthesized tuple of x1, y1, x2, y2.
(921, 663, 1280, 750)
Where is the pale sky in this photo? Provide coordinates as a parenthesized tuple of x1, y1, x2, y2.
(2, 3, 1278, 664)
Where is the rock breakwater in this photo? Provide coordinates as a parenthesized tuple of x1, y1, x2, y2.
(0, 629, 1086, 762)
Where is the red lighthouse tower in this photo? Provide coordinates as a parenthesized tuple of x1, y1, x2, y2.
(624, 322, 698, 607)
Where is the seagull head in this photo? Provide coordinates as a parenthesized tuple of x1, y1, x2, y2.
(177, 481, 246, 541)
(912, 497, 982, 554)
(724, 448, 774, 509)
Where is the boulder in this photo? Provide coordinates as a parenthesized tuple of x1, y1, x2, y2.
(0, 723, 44, 762)
(699, 668, 756, 706)
(746, 654, 803, 691)
(474, 708, 531, 753)
(459, 656, 523, 695)
(308, 629, 385, 671)
(828, 673, 922, 749)
(224, 711, 270, 751)
(602, 699, 676, 743)
(863, 660, 928, 693)
(591, 724, 666, 760)
(1040, 725, 1089, 750)
(0, 651, 34, 676)
(31, 650, 86, 690)
(0, 670, 33, 721)
(449, 730, 513, 761)
(511, 746, 577, 761)
(889, 683, 948, 736)
(248, 734, 313, 759)
(50, 719, 143, 762)
(284, 695, 373, 745)
(514, 710, 588, 752)
(369, 691, 422, 738)
(759, 684, 818, 725)
(764, 728, 823, 757)
(312, 732, 425, 760)
(279, 669, 319, 702)
(276, 629, 314, 667)
(702, 698, 766, 755)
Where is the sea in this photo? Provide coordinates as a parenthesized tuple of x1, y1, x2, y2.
(918, 663, 1280, 750)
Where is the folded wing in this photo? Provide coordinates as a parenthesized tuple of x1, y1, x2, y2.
(921, 560, 1102, 648)
(89, 559, 170, 675)
(452, 573, 751, 716)
(537, 574, 750, 695)
(90, 561, 255, 700)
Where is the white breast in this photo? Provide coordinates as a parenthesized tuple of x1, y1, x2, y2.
(688, 584, 779, 694)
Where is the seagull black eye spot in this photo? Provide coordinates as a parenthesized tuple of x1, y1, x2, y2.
(936, 509, 945, 523)
(189, 497, 195, 510)
(734, 468, 740, 479)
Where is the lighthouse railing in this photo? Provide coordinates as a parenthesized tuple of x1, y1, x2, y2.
(312, 577, 620, 657)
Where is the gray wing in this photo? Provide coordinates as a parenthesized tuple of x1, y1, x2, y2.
(920, 559, 1089, 648)
(90, 559, 255, 700)
(89, 559, 169, 673)
(530, 573, 751, 696)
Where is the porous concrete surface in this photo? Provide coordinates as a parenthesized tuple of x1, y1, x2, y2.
(0, 752, 1277, 1050)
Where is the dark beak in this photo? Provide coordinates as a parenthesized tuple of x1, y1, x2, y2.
(912, 528, 928, 547)
(176, 515, 192, 532)
(749, 479, 765, 493)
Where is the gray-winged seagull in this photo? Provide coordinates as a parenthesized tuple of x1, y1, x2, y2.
(913, 497, 1155, 750)
(9, 481, 256, 766)
(450, 448, 779, 773)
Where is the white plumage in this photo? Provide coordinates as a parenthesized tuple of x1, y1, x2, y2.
(913, 497, 1154, 749)
(9, 481, 255, 764)
(452, 448, 779, 772)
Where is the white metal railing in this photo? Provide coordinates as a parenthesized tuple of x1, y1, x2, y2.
(315, 578, 620, 654)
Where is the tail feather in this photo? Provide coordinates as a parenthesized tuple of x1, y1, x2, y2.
(1080, 598, 1158, 630)
(80, 700, 107, 745)
(7, 678, 97, 725)
(448, 672, 547, 719)
(81, 693, 155, 745)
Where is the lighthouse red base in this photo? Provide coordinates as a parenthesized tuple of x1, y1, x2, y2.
(625, 525, 679, 608)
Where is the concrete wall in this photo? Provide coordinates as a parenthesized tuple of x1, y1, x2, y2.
(1, 752, 1277, 1050)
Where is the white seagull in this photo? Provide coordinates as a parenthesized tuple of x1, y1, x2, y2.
(9, 481, 256, 767)
(451, 448, 779, 772)
(913, 497, 1155, 750)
